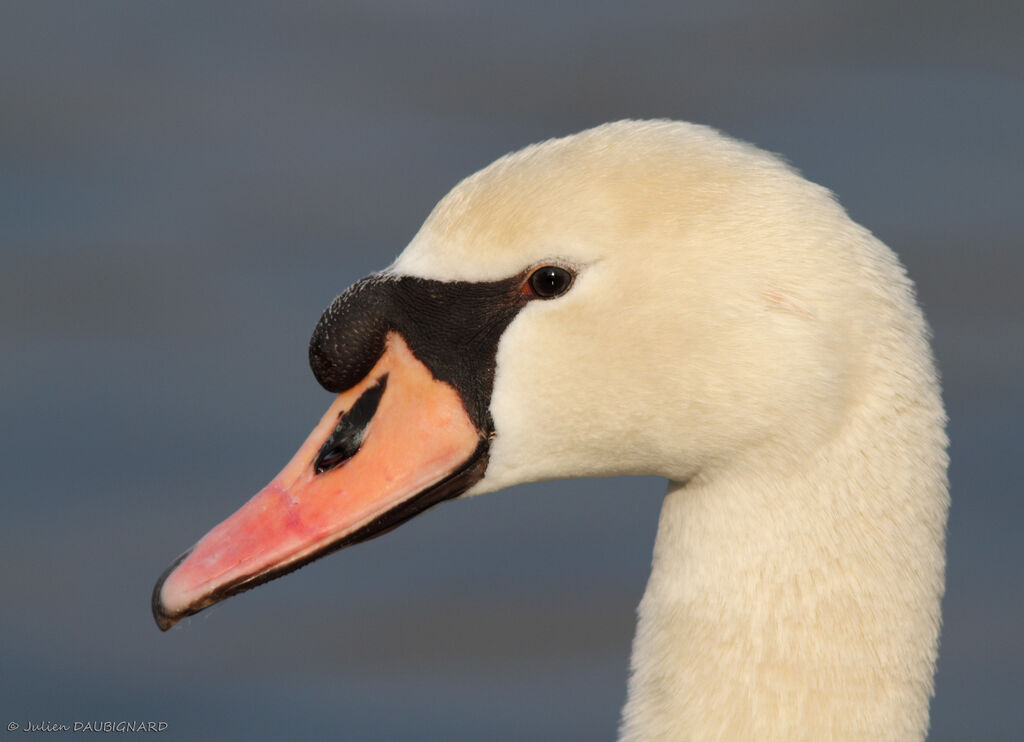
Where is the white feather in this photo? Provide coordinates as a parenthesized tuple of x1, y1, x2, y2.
(394, 120, 948, 742)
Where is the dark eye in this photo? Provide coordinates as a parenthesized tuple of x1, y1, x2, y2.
(527, 265, 574, 299)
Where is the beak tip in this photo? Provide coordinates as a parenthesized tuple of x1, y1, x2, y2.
(153, 609, 177, 632)
(152, 549, 192, 632)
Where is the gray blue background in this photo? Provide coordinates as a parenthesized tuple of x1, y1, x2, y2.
(3, 2, 1021, 740)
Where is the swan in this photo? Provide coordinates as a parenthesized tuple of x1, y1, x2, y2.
(153, 120, 949, 741)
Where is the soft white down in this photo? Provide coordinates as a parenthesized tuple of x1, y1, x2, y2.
(391, 120, 949, 742)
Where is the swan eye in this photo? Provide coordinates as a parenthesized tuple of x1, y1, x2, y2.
(527, 265, 574, 299)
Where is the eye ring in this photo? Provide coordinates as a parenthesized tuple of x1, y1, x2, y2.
(526, 265, 574, 299)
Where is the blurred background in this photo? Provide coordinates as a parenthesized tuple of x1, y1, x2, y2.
(2, 2, 1021, 740)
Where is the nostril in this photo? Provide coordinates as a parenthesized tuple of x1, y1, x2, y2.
(314, 375, 388, 474)
(315, 439, 361, 474)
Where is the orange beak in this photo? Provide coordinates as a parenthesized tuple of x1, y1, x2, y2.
(152, 333, 486, 630)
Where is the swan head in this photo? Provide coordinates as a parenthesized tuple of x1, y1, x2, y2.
(153, 120, 902, 630)
(404, 120, 866, 492)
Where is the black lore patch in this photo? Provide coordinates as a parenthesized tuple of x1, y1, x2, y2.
(308, 272, 530, 432)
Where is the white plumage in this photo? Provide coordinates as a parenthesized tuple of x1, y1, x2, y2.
(392, 121, 949, 741)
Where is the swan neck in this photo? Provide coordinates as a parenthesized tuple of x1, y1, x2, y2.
(620, 392, 948, 742)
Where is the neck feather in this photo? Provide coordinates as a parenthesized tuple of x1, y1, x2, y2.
(619, 351, 948, 742)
